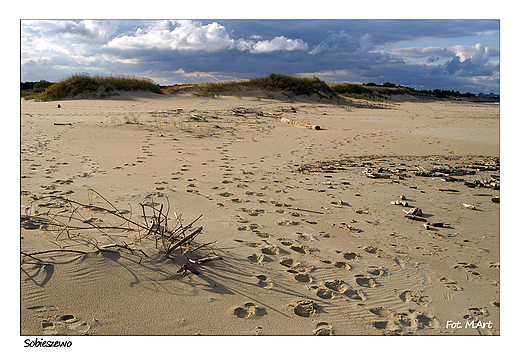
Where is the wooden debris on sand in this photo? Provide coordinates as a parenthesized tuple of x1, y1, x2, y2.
(20, 189, 218, 276)
(280, 117, 321, 130)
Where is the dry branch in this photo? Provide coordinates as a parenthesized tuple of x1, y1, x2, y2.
(286, 207, 324, 214)
(21, 190, 207, 267)
(280, 117, 321, 130)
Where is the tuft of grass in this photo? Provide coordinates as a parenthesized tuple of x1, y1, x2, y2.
(31, 73, 163, 101)
(123, 114, 141, 124)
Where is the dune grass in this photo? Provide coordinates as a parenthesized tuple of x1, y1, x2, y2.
(164, 73, 336, 99)
(30, 73, 163, 101)
(22, 72, 475, 102)
(164, 74, 413, 102)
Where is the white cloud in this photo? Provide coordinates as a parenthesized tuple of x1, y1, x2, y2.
(450, 43, 498, 65)
(235, 38, 255, 51)
(235, 35, 309, 53)
(106, 20, 234, 52)
(247, 36, 309, 53)
(105, 21, 309, 54)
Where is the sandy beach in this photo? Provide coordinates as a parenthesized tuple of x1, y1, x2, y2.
(20, 91, 499, 336)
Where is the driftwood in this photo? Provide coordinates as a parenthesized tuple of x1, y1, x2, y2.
(287, 207, 324, 214)
(188, 256, 223, 264)
(21, 190, 212, 270)
(435, 187, 459, 192)
(280, 117, 321, 130)
(404, 215, 428, 222)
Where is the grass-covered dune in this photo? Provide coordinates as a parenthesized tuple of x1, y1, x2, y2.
(24, 73, 163, 101)
(164, 73, 337, 100)
(22, 72, 479, 102)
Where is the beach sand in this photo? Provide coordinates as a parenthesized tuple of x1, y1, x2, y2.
(20, 91, 499, 336)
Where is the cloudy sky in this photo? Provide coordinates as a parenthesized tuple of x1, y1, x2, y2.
(21, 19, 499, 93)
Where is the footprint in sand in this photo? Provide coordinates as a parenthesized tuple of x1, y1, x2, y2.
(465, 306, 489, 318)
(37, 313, 90, 335)
(239, 207, 262, 216)
(256, 275, 274, 288)
(367, 266, 385, 276)
(454, 262, 480, 276)
(155, 181, 169, 190)
(369, 307, 400, 319)
(277, 220, 300, 226)
(260, 244, 280, 255)
(413, 312, 440, 330)
(277, 238, 293, 246)
(280, 257, 296, 268)
(42, 320, 58, 335)
(290, 244, 311, 254)
(292, 300, 318, 317)
(313, 321, 334, 335)
(344, 287, 366, 301)
(333, 261, 351, 270)
(372, 320, 402, 334)
(340, 251, 359, 261)
(363, 245, 380, 254)
(233, 302, 267, 319)
(55, 314, 91, 334)
(294, 273, 313, 283)
(323, 279, 348, 293)
(248, 253, 268, 263)
(295, 231, 318, 241)
(454, 262, 478, 270)
(440, 277, 463, 291)
(370, 308, 439, 334)
(315, 288, 336, 299)
(280, 258, 314, 273)
(399, 291, 431, 306)
(256, 231, 270, 238)
(355, 274, 377, 288)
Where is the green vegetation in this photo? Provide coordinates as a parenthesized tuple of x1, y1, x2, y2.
(410, 88, 476, 98)
(164, 73, 336, 99)
(165, 74, 473, 102)
(20, 80, 54, 99)
(22, 73, 163, 101)
(246, 73, 334, 97)
(329, 83, 378, 100)
(330, 81, 476, 100)
(361, 82, 475, 98)
(21, 72, 478, 102)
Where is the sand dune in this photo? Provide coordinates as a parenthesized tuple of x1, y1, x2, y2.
(20, 92, 499, 336)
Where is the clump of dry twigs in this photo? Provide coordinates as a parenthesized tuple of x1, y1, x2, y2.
(21, 189, 213, 275)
